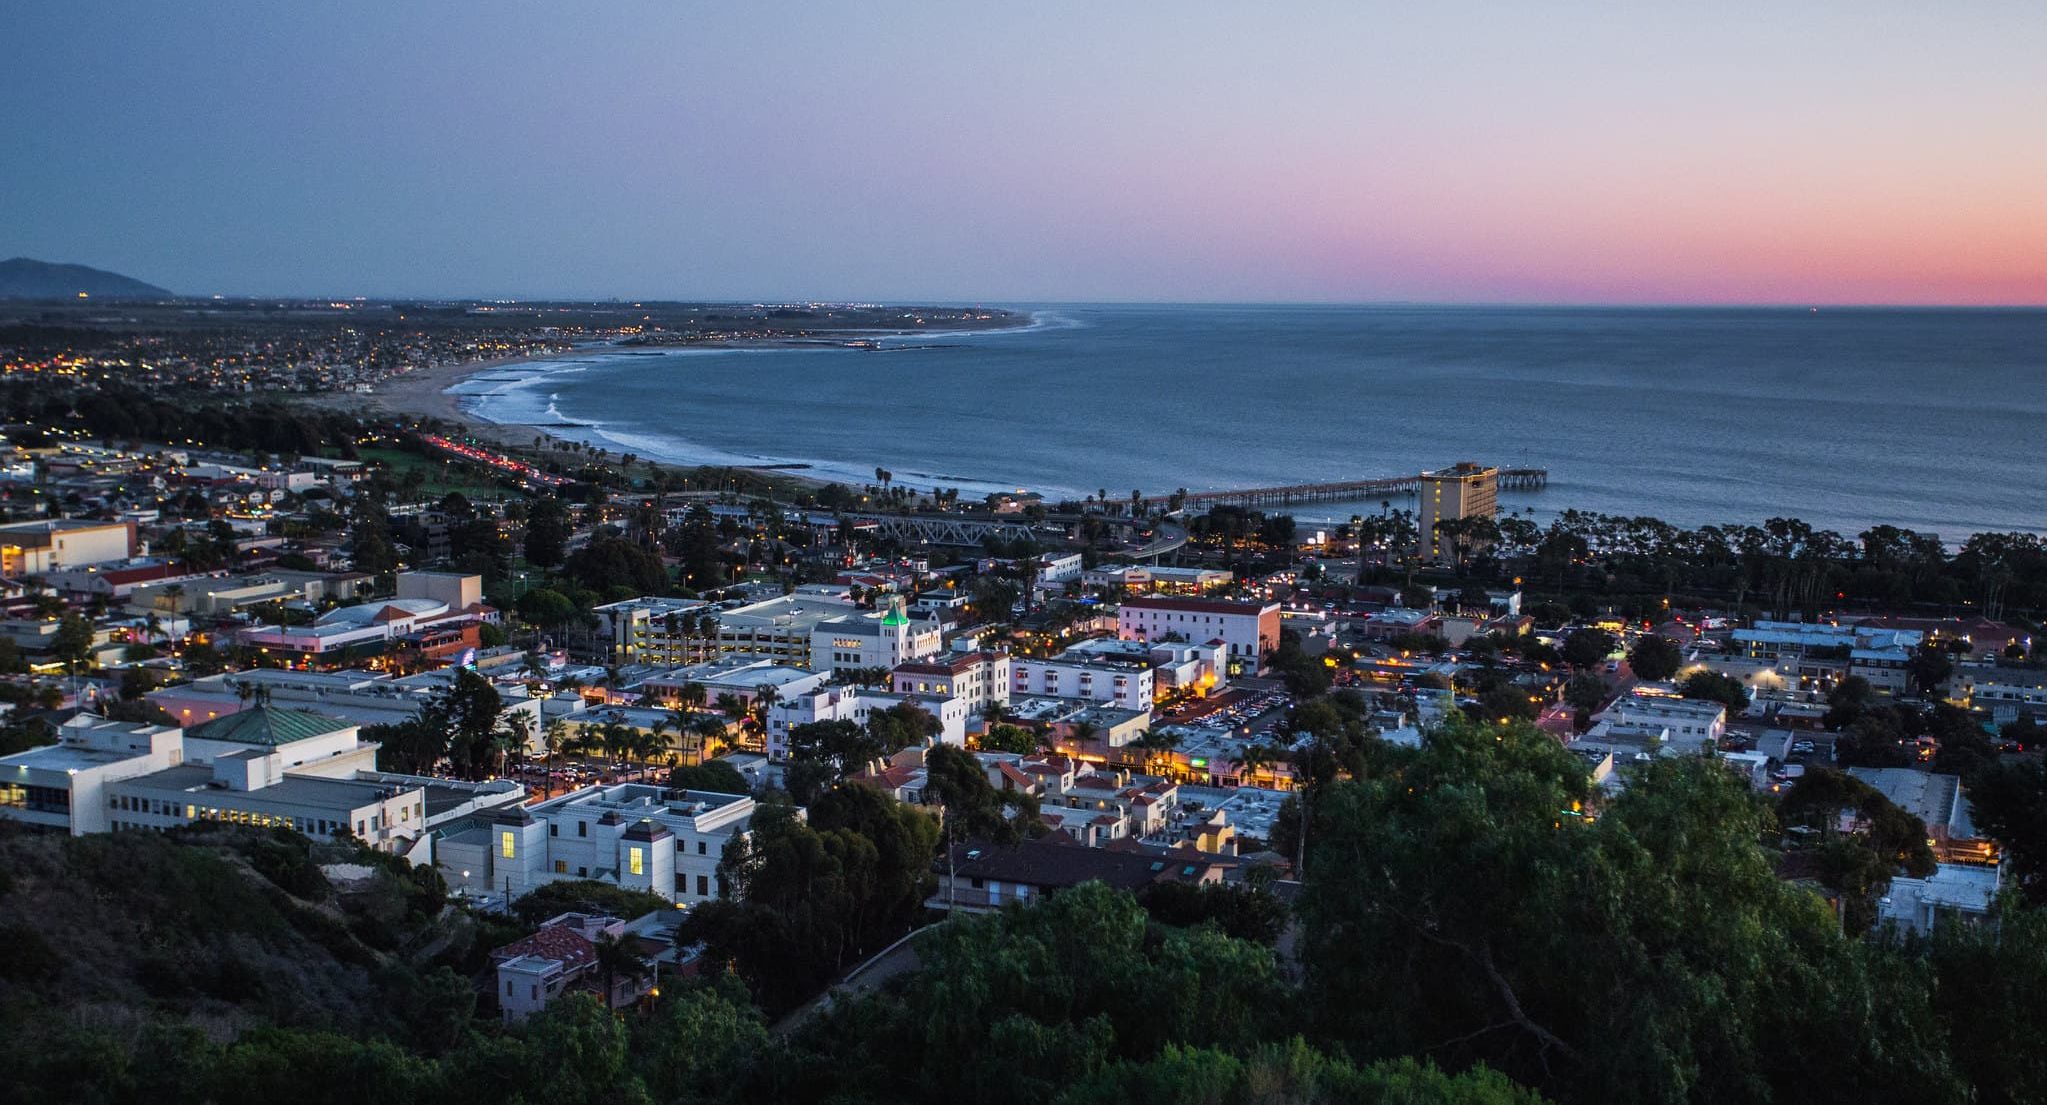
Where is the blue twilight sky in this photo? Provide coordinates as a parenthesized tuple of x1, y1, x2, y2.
(4, 1, 2045, 304)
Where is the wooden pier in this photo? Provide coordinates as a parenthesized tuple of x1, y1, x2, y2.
(1145, 467, 1547, 510)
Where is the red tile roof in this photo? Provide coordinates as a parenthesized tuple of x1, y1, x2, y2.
(491, 925, 597, 970)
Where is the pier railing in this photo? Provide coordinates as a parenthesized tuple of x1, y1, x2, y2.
(1143, 467, 1547, 509)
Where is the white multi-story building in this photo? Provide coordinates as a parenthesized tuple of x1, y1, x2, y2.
(0, 518, 135, 575)
(1964, 678, 2047, 725)
(1009, 653, 1155, 711)
(1593, 688, 1727, 747)
(1061, 636, 1227, 696)
(436, 782, 782, 905)
(1034, 552, 1084, 586)
(891, 651, 1011, 714)
(1731, 620, 1923, 695)
(0, 715, 183, 835)
(809, 596, 944, 673)
(1117, 596, 1281, 673)
(1, 708, 521, 856)
(765, 686, 969, 758)
(698, 592, 938, 671)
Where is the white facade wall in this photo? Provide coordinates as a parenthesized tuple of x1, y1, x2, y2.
(1116, 601, 1277, 668)
(0, 718, 182, 835)
(1037, 553, 1083, 585)
(810, 618, 943, 673)
(1600, 697, 1726, 745)
(1009, 657, 1154, 711)
(891, 653, 1010, 713)
(766, 687, 968, 759)
(441, 784, 766, 906)
(1970, 680, 2047, 725)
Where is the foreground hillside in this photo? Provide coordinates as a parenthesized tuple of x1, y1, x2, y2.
(0, 816, 1535, 1105)
(0, 823, 502, 1100)
(9, 717, 2047, 1105)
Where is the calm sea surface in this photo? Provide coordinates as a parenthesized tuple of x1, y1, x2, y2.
(452, 305, 2047, 540)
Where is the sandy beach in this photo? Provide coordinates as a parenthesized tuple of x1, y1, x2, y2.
(320, 315, 1038, 488)
(345, 346, 592, 448)
(318, 342, 843, 490)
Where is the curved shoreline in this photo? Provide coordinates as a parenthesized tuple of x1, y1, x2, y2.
(348, 312, 1051, 492)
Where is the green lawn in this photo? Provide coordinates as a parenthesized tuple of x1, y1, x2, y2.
(356, 446, 518, 501)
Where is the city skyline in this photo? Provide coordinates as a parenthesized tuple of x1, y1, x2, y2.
(6, 2, 2046, 305)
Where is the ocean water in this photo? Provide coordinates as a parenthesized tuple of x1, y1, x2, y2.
(451, 304, 2047, 540)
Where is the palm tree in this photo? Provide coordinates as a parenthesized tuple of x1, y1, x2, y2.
(635, 728, 663, 780)
(690, 715, 728, 764)
(1065, 720, 1100, 753)
(1133, 729, 1182, 777)
(540, 718, 569, 798)
(665, 706, 693, 759)
(489, 718, 528, 779)
(647, 715, 674, 780)
(1236, 742, 1286, 787)
(596, 721, 627, 772)
(677, 681, 708, 712)
(749, 684, 781, 733)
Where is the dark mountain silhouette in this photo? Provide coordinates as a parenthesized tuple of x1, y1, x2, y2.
(0, 257, 173, 299)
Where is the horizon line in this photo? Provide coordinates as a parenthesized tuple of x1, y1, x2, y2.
(60, 292, 2047, 311)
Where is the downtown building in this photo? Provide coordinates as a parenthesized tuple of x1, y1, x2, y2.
(890, 650, 1012, 715)
(1116, 595, 1281, 674)
(435, 782, 781, 906)
(1416, 462, 1498, 564)
(0, 708, 521, 857)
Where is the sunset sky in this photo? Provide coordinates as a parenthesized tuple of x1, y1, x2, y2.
(6, 2, 2044, 303)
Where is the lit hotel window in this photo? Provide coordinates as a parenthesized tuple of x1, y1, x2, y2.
(629, 847, 644, 876)
(500, 831, 516, 858)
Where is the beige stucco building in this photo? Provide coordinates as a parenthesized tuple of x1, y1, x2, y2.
(1418, 462, 1499, 563)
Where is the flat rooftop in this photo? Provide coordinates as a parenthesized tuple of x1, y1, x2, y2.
(2, 741, 141, 773)
(528, 781, 751, 820)
(718, 594, 861, 631)
(120, 763, 413, 809)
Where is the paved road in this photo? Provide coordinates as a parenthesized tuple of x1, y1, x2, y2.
(771, 922, 939, 1035)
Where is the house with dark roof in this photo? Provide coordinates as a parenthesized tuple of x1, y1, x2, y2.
(491, 911, 659, 1021)
(928, 835, 1220, 914)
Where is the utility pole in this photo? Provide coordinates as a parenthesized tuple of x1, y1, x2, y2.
(942, 799, 957, 914)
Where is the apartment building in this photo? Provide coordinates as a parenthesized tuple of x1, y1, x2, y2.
(1417, 463, 1498, 564)
(436, 782, 781, 906)
(1009, 652, 1155, 711)
(1731, 620, 1922, 695)
(891, 650, 1011, 713)
(1117, 595, 1280, 673)
(765, 686, 969, 758)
